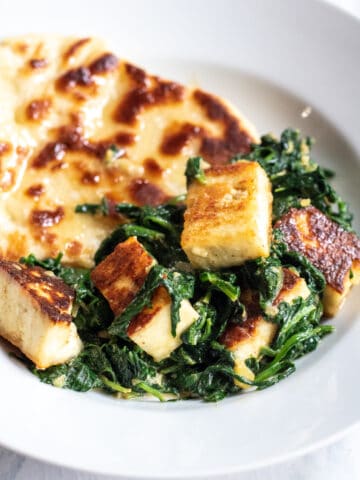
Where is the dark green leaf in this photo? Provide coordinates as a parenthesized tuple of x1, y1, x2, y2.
(33, 357, 101, 392)
(199, 271, 240, 302)
(75, 197, 109, 215)
(109, 265, 195, 338)
(233, 128, 354, 230)
(185, 157, 207, 187)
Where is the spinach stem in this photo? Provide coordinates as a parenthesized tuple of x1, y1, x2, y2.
(136, 382, 166, 402)
(100, 375, 132, 394)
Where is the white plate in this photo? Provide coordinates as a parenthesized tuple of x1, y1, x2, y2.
(0, 0, 359, 477)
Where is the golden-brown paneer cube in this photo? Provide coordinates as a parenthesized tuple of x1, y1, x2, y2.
(90, 237, 156, 316)
(181, 160, 272, 269)
(275, 206, 360, 316)
(127, 286, 199, 362)
(91, 237, 199, 361)
(0, 260, 82, 369)
(220, 268, 310, 387)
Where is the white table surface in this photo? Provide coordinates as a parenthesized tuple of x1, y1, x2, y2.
(1, 1, 359, 479)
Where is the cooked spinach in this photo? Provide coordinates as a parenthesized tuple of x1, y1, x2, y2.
(233, 128, 353, 230)
(27, 128, 344, 402)
(199, 271, 240, 302)
(254, 297, 333, 389)
(75, 197, 109, 215)
(21, 253, 113, 332)
(33, 343, 171, 400)
(76, 199, 187, 266)
(181, 293, 216, 346)
(240, 256, 283, 311)
(33, 354, 102, 392)
(185, 157, 207, 187)
(271, 229, 326, 294)
(109, 265, 195, 338)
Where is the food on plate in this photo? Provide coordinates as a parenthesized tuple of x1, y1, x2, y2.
(10, 129, 354, 402)
(0, 34, 257, 267)
(91, 237, 199, 361)
(0, 34, 358, 402)
(90, 236, 156, 316)
(181, 160, 272, 269)
(127, 286, 199, 362)
(275, 206, 360, 316)
(0, 260, 82, 369)
(220, 268, 310, 386)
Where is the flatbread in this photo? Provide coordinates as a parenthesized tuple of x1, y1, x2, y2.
(0, 35, 258, 266)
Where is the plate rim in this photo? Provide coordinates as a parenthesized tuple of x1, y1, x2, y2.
(0, 0, 359, 477)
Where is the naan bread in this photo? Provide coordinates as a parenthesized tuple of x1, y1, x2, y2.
(0, 35, 258, 267)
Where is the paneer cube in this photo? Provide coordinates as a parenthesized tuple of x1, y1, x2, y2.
(91, 237, 199, 361)
(275, 206, 360, 316)
(0, 260, 82, 369)
(181, 160, 272, 269)
(220, 268, 310, 387)
(127, 286, 199, 362)
(90, 236, 156, 316)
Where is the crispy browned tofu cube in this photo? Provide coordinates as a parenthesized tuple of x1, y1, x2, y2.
(127, 286, 199, 362)
(90, 237, 156, 316)
(181, 160, 272, 269)
(0, 260, 82, 369)
(275, 206, 360, 316)
(220, 268, 310, 387)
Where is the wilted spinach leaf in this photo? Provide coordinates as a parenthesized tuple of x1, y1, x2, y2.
(233, 128, 353, 229)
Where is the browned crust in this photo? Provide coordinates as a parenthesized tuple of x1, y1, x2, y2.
(65, 240, 83, 258)
(57, 52, 119, 91)
(273, 268, 298, 305)
(220, 290, 261, 348)
(30, 206, 65, 228)
(128, 178, 169, 206)
(193, 90, 253, 164)
(25, 183, 45, 198)
(127, 285, 168, 336)
(113, 132, 136, 146)
(114, 67, 185, 125)
(205, 160, 255, 177)
(275, 206, 360, 293)
(220, 319, 259, 349)
(56, 53, 119, 93)
(182, 161, 258, 230)
(0, 142, 11, 156)
(31, 115, 139, 171)
(124, 63, 148, 86)
(32, 141, 66, 169)
(29, 58, 48, 69)
(56, 66, 94, 92)
(144, 158, 163, 178)
(221, 268, 300, 348)
(88, 53, 119, 75)
(160, 123, 203, 156)
(26, 98, 51, 121)
(0, 260, 74, 323)
(32, 120, 113, 169)
(81, 171, 101, 185)
(63, 38, 91, 61)
(90, 237, 154, 316)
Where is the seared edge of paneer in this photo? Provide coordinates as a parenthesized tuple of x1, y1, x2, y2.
(181, 160, 272, 269)
(0, 260, 82, 369)
(91, 237, 199, 361)
(90, 236, 156, 316)
(275, 206, 360, 316)
(220, 268, 310, 387)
